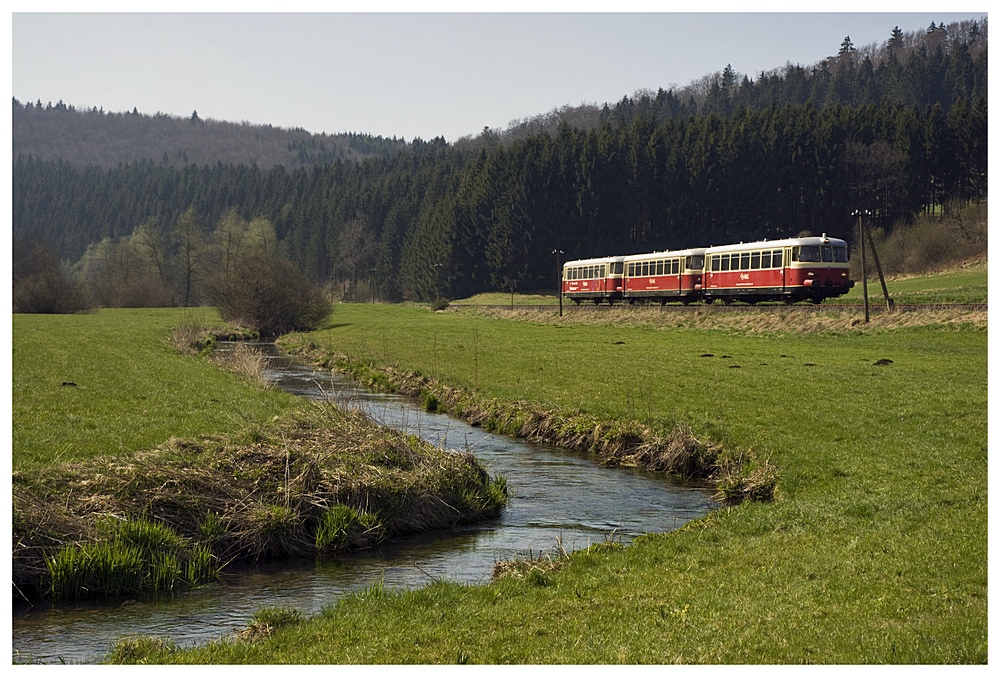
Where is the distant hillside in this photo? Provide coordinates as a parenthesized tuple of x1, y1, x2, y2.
(11, 102, 410, 169)
(13, 19, 986, 168)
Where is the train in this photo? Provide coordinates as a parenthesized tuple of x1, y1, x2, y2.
(561, 235, 854, 306)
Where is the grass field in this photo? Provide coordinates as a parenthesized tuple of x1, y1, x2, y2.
(841, 259, 987, 305)
(11, 308, 300, 471)
(120, 298, 988, 664)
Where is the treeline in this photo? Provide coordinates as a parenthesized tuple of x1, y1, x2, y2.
(483, 20, 987, 145)
(12, 20, 988, 304)
(11, 102, 411, 170)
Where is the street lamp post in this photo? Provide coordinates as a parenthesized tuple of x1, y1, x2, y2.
(553, 249, 564, 317)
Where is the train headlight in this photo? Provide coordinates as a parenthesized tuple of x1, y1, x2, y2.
(807, 271, 815, 277)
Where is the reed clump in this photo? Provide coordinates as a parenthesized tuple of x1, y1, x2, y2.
(282, 344, 775, 506)
(12, 400, 509, 603)
(211, 341, 271, 387)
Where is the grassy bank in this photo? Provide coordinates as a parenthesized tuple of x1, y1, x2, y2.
(116, 300, 986, 664)
(841, 256, 987, 305)
(12, 309, 508, 603)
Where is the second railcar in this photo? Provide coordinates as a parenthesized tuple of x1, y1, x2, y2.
(622, 248, 706, 305)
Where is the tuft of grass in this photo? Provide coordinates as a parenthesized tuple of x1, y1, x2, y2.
(211, 341, 272, 387)
(237, 606, 305, 643)
(44, 517, 216, 600)
(104, 636, 180, 665)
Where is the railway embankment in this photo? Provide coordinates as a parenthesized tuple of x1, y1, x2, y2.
(280, 341, 778, 506)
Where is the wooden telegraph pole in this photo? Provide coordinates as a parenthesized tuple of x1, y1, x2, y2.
(852, 209, 892, 323)
(553, 249, 564, 317)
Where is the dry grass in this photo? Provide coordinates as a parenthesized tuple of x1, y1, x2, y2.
(12, 401, 508, 601)
(284, 344, 776, 506)
(212, 342, 271, 387)
(457, 305, 987, 333)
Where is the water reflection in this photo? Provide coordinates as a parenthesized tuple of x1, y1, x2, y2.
(12, 343, 715, 664)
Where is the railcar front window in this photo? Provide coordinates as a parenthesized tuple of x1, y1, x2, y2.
(822, 246, 833, 262)
(688, 255, 704, 270)
(798, 246, 822, 262)
(611, 262, 624, 275)
(834, 247, 848, 262)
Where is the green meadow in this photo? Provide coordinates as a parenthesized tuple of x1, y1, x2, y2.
(841, 262, 988, 305)
(12, 308, 300, 471)
(109, 299, 987, 664)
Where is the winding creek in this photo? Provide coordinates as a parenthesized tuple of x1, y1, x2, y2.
(12, 343, 716, 664)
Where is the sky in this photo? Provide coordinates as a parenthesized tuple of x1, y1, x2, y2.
(8, 3, 991, 143)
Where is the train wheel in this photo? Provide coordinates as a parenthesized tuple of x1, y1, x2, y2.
(572, 298, 581, 306)
(722, 297, 734, 306)
(809, 297, 823, 305)
(704, 298, 715, 305)
(608, 299, 615, 307)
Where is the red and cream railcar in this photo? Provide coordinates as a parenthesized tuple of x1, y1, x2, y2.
(702, 235, 853, 304)
(562, 256, 625, 305)
(622, 248, 706, 304)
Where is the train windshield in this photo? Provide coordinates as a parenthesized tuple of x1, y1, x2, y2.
(610, 262, 624, 275)
(686, 255, 704, 270)
(834, 246, 849, 262)
(797, 246, 822, 262)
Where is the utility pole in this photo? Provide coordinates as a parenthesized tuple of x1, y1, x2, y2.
(553, 249, 564, 317)
(854, 210, 870, 323)
(853, 209, 892, 323)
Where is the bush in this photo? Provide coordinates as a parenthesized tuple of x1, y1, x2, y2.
(12, 237, 92, 313)
(206, 252, 331, 336)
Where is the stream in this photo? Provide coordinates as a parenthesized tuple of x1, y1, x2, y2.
(12, 343, 716, 664)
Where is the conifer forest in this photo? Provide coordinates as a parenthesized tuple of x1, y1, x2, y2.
(12, 21, 987, 304)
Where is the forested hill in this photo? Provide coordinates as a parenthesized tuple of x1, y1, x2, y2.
(11, 103, 411, 169)
(12, 19, 988, 305)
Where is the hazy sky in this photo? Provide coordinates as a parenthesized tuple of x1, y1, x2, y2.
(10, 3, 989, 143)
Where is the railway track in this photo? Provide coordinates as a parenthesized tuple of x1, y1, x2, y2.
(477, 302, 987, 314)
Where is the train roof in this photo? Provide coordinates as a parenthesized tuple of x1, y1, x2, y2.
(563, 255, 625, 268)
(703, 235, 848, 254)
(622, 247, 707, 262)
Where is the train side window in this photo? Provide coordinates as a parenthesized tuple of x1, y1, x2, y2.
(720, 255, 730, 272)
(655, 261, 663, 275)
(672, 259, 679, 274)
(773, 250, 783, 267)
(711, 256, 719, 272)
(751, 252, 761, 269)
(822, 246, 833, 262)
(740, 253, 750, 270)
(601, 265, 606, 278)
(761, 251, 772, 268)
